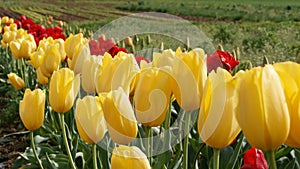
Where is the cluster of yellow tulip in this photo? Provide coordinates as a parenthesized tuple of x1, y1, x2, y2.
(4, 16, 300, 168)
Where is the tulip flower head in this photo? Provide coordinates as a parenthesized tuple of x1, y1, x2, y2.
(7, 73, 25, 90)
(75, 96, 106, 144)
(81, 55, 102, 94)
(171, 48, 207, 111)
(198, 68, 240, 148)
(273, 62, 300, 148)
(241, 147, 268, 169)
(49, 68, 80, 113)
(96, 52, 139, 95)
(19, 89, 46, 131)
(111, 145, 151, 169)
(235, 65, 290, 151)
(102, 87, 138, 145)
(134, 67, 173, 127)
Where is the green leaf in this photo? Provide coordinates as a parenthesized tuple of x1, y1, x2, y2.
(45, 153, 59, 169)
(284, 158, 295, 169)
(220, 146, 234, 168)
(34, 135, 49, 144)
(225, 133, 244, 169)
(152, 150, 172, 169)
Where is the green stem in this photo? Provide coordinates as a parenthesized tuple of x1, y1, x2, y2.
(145, 126, 152, 165)
(30, 131, 44, 169)
(213, 148, 220, 169)
(183, 112, 190, 169)
(60, 113, 77, 169)
(93, 144, 98, 169)
(266, 150, 277, 169)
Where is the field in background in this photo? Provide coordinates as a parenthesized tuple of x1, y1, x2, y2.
(1, 0, 299, 65)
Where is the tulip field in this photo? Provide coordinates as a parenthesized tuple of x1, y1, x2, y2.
(1, 0, 300, 169)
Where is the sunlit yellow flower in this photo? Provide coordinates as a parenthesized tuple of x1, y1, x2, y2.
(67, 39, 89, 74)
(171, 48, 207, 111)
(19, 89, 45, 131)
(1, 16, 9, 24)
(111, 145, 151, 169)
(102, 87, 137, 145)
(81, 55, 101, 94)
(49, 68, 80, 113)
(198, 68, 240, 148)
(7, 73, 24, 90)
(36, 67, 48, 85)
(9, 34, 36, 59)
(75, 96, 106, 144)
(273, 62, 300, 148)
(95, 52, 139, 95)
(235, 65, 290, 151)
(40, 45, 62, 77)
(134, 67, 173, 127)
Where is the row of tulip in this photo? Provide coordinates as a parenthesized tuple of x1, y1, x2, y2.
(1, 14, 300, 169)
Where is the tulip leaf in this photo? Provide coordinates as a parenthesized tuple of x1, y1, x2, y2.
(45, 153, 59, 169)
(225, 133, 244, 169)
(275, 145, 292, 159)
(220, 146, 234, 168)
(153, 150, 172, 169)
(34, 135, 49, 144)
(284, 158, 296, 169)
(276, 157, 290, 169)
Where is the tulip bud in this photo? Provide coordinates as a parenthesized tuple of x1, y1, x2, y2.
(36, 67, 48, 85)
(20, 89, 46, 131)
(235, 65, 290, 151)
(75, 96, 106, 144)
(111, 145, 151, 169)
(171, 48, 207, 111)
(81, 55, 101, 94)
(273, 62, 300, 148)
(41, 45, 61, 77)
(49, 68, 80, 113)
(125, 37, 133, 47)
(134, 67, 173, 127)
(198, 68, 240, 148)
(1, 16, 9, 24)
(95, 52, 139, 95)
(241, 147, 268, 169)
(103, 87, 138, 145)
(7, 73, 24, 90)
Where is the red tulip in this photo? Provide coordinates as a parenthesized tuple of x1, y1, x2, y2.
(207, 50, 239, 72)
(241, 147, 268, 169)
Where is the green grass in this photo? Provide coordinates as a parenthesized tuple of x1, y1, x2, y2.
(117, 0, 300, 22)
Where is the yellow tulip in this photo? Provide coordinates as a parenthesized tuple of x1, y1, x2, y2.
(75, 96, 106, 144)
(152, 49, 175, 68)
(102, 87, 138, 145)
(171, 48, 207, 111)
(134, 67, 173, 127)
(7, 73, 24, 90)
(1, 16, 9, 24)
(273, 62, 300, 148)
(65, 33, 88, 74)
(36, 67, 48, 85)
(19, 89, 45, 131)
(95, 52, 139, 95)
(49, 68, 80, 113)
(40, 45, 61, 77)
(111, 145, 151, 169)
(235, 65, 290, 151)
(9, 34, 37, 59)
(198, 68, 240, 148)
(81, 55, 101, 94)
(29, 48, 45, 69)
(68, 41, 89, 74)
